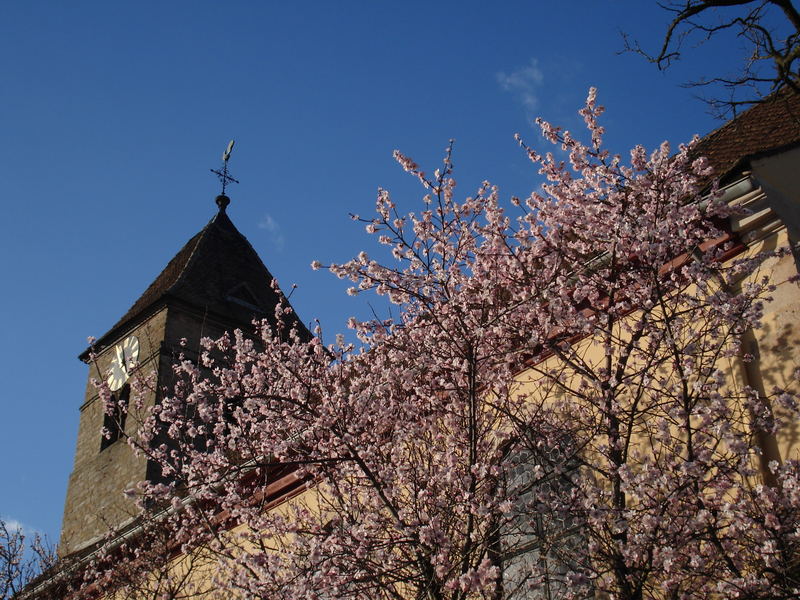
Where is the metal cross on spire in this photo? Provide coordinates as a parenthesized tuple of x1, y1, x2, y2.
(210, 139, 240, 197)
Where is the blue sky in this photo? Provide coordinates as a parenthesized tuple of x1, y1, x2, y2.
(0, 1, 757, 543)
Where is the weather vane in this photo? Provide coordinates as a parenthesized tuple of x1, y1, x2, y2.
(210, 140, 239, 196)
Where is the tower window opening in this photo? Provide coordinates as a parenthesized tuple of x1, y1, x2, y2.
(100, 384, 129, 451)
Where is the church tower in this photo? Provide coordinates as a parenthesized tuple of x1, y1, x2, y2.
(59, 192, 304, 556)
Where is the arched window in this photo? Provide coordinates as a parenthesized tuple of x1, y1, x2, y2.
(502, 433, 587, 599)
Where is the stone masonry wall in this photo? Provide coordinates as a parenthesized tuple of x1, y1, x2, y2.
(59, 307, 168, 555)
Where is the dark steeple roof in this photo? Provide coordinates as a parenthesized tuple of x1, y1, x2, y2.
(85, 199, 302, 356)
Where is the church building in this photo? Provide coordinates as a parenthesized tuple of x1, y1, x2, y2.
(21, 92, 800, 598)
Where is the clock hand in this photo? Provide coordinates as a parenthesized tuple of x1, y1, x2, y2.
(116, 345, 128, 378)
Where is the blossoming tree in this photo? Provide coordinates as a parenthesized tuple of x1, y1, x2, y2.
(85, 90, 800, 600)
(0, 520, 57, 600)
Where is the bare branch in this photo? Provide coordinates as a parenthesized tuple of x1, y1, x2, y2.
(624, 0, 800, 117)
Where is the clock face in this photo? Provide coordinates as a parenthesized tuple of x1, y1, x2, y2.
(107, 335, 140, 392)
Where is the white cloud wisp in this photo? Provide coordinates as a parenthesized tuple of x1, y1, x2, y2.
(497, 58, 544, 112)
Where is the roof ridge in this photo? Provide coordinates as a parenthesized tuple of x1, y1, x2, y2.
(216, 213, 279, 293)
(166, 216, 216, 295)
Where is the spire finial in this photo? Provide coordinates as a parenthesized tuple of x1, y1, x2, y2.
(216, 194, 230, 211)
(210, 140, 239, 209)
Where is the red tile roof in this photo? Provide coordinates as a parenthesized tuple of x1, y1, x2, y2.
(694, 91, 800, 182)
